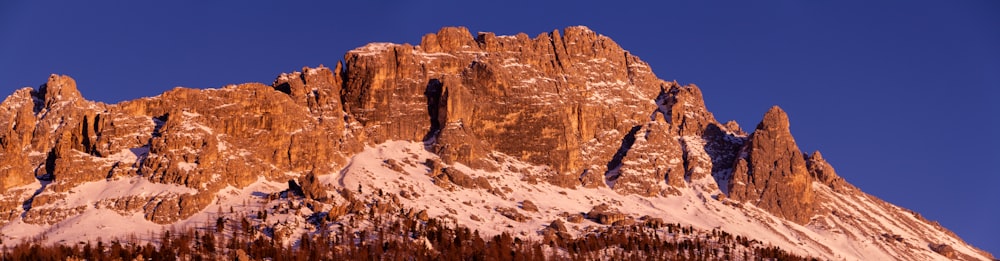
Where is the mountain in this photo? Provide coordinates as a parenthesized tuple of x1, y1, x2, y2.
(0, 26, 992, 260)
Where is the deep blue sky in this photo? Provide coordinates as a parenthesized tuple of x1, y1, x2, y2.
(2, 0, 997, 254)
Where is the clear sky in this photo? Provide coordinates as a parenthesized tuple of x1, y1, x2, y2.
(2, 0, 997, 254)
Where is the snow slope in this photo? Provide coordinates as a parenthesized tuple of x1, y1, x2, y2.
(330, 141, 990, 260)
(0, 141, 991, 260)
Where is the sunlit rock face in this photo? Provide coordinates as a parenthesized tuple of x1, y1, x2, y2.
(0, 26, 992, 261)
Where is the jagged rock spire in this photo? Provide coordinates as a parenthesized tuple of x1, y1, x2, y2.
(728, 106, 815, 224)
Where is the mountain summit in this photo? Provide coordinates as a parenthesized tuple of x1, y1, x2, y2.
(0, 26, 992, 260)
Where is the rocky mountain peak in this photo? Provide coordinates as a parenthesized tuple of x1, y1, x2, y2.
(660, 83, 718, 137)
(420, 26, 476, 53)
(0, 26, 992, 261)
(340, 26, 665, 186)
(37, 74, 84, 108)
(729, 105, 814, 224)
(756, 105, 790, 132)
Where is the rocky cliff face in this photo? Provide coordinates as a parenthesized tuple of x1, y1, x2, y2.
(0, 26, 992, 260)
(341, 26, 672, 187)
(0, 68, 360, 224)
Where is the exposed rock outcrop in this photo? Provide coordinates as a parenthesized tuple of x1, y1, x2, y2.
(606, 114, 686, 196)
(0, 27, 812, 226)
(0, 27, 991, 261)
(0, 88, 41, 191)
(341, 26, 666, 188)
(728, 106, 814, 224)
(806, 151, 850, 192)
(586, 203, 630, 225)
(0, 69, 361, 224)
(930, 243, 957, 259)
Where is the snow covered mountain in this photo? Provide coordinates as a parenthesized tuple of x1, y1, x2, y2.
(0, 26, 993, 260)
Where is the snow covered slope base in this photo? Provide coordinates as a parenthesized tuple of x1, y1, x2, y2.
(1, 141, 990, 260)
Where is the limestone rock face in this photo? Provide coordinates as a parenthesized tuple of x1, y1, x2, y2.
(661, 83, 716, 138)
(0, 88, 40, 191)
(653, 83, 748, 193)
(341, 26, 668, 188)
(0, 27, 993, 260)
(123, 80, 357, 222)
(37, 74, 84, 109)
(606, 114, 686, 196)
(0, 68, 360, 224)
(0, 27, 749, 225)
(0, 74, 111, 224)
(728, 106, 814, 224)
(272, 65, 352, 132)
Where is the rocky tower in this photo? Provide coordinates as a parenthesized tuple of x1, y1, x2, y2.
(728, 106, 814, 224)
(0, 26, 992, 260)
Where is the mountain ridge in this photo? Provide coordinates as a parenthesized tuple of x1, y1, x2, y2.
(0, 26, 992, 260)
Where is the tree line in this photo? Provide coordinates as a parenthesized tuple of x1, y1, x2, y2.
(2, 216, 814, 261)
